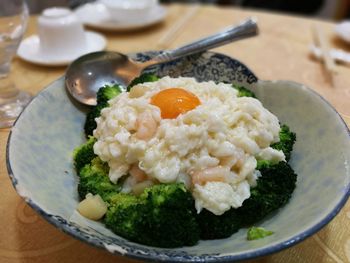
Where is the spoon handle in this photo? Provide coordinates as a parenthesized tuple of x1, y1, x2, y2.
(150, 18, 258, 64)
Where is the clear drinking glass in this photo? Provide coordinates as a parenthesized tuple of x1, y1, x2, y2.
(0, 0, 31, 128)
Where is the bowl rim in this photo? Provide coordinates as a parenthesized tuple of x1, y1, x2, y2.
(6, 52, 350, 262)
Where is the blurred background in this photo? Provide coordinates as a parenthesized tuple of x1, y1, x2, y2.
(26, 0, 350, 20)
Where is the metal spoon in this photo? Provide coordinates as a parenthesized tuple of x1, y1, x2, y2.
(65, 18, 258, 106)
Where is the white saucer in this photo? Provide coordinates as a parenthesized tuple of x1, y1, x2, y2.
(335, 20, 350, 43)
(17, 31, 106, 66)
(74, 2, 167, 31)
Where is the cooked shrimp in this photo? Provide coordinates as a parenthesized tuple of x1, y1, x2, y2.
(135, 111, 158, 140)
(129, 163, 147, 182)
(231, 149, 246, 171)
(121, 164, 149, 194)
(132, 180, 154, 196)
(219, 148, 245, 173)
(220, 156, 238, 168)
(129, 86, 150, 98)
(191, 166, 233, 186)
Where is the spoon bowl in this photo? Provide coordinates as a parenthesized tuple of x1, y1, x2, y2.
(65, 51, 141, 105)
(65, 18, 258, 105)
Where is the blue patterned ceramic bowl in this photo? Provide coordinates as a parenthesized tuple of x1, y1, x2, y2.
(6, 51, 350, 262)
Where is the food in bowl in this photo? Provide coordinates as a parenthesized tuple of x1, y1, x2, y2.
(73, 74, 297, 247)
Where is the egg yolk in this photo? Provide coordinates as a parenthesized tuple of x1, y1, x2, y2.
(150, 88, 201, 119)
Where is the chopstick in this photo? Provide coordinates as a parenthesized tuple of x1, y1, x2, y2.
(312, 25, 337, 75)
(157, 4, 200, 49)
(310, 44, 350, 65)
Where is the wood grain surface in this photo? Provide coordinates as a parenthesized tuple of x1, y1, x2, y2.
(1, 4, 349, 263)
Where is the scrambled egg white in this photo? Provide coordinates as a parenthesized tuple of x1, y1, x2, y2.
(93, 77, 285, 215)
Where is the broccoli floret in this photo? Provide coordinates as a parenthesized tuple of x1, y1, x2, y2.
(104, 183, 200, 248)
(247, 226, 273, 240)
(84, 102, 107, 137)
(232, 84, 256, 98)
(97, 84, 122, 105)
(84, 84, 121, 138)
(237, 161, 297, 225)
(104, 163, 296, 245)
(78, 157, 121, 200)
(73, 136, 97, 173)
(105, 193, 148, 241)
(127, 73, 159, 91)
(140, 183, 200, 247)
(271, 124, 296, 161)
(197, 208, 241, 240)
(197, 161, 296, 239)
(256, 159, 272, 170)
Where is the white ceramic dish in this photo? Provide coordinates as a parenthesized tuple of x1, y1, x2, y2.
(17, 31, 106, 66)
(37, 7, 87, 58)
(100, 0, 157, 22)
(335, 20, 350, 43)
(74, 2, 167, 31)
(6, 52, 350, 262)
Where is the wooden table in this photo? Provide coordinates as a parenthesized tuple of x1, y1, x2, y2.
(1, 4, 349, 263)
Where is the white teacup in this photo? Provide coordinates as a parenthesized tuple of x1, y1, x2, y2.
(38, 7, 86, 58)
(100, 0, 158, 22)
